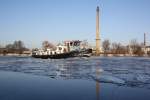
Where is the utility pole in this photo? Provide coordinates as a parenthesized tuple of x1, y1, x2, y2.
(95, 6, 100, 56)
(144, 33, 146, 46)
(144, 33, 147, 55)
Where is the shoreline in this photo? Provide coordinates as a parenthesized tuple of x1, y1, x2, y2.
(0, 53, 31, 57)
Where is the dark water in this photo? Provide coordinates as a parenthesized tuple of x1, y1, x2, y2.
(0, 56, 150, 100)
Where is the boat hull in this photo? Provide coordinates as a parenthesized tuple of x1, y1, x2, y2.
(32, 49, 92, 59)
(32, 51, 78, 59)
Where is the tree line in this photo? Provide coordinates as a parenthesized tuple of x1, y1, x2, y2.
(38, 40, 149, 56)
(0, 40, 29, 55)
(102, 39, 148, 56)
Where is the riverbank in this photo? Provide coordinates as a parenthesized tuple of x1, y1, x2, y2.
(0, 53, 31, 57)
(99, 54, 150, 57)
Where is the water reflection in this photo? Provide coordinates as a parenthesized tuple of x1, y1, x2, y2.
(96, 81, 100, 100)
(96, 61, 101, 100)
(54, 58, 102, 100)
(51, 58, 97, 80)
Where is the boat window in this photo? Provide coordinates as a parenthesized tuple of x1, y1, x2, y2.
(59, 47, 62, 50)
(70, 42, 73, 46)
(63, 48, 66, 53)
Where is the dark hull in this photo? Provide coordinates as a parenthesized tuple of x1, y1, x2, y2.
(32, 51, 78, 59)
(32, 49, 92, 59)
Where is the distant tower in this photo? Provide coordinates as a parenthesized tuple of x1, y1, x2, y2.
(144, 33, 146, 46)
(96, 6, 100, 56)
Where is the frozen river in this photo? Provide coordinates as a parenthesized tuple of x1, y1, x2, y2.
(0, 56, 150, 100)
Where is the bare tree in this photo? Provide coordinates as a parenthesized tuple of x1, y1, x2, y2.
(111, 42, 127, 54)
(42, 41, 56, 50)
(147, 51, 150, 56)
(102, 39, 110, 55)
(5, 44, 14, 53)
(42, 41, 49, 50)
(0, 44, 6, 54)
(129, 39, 138, 53)
(5, 44, 13, 49)
(13, 40, 25, 54)
(14, 40, 24, 48)
(111, 42, 120, 54)
(5, 40, 27, 54)
(129, 39, 144, 56)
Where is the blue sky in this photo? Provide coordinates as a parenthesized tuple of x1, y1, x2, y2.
(0, 0, 150, 48)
